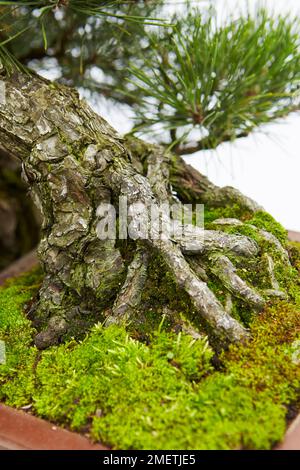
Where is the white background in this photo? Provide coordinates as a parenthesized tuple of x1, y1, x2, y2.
(183, 1, 300, 232)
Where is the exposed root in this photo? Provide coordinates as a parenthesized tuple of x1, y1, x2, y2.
(106, 248, 150, 325)
(224, 293, 233, 315)
(257, 228, 291, 265)
(264, 253, 280, 290)
(175, 226, 259, 258)
(211, 218, 243, 227)
(202, 186, 263, 213)
(159, 242, 250, 343)
(263, 253, 288, 300)
(34, 316, 67, 350)
(208, 254, 265, 309)
(187, 257, 208, 282)
(178, 321, 205, 340)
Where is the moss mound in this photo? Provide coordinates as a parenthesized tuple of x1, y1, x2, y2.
(1, 250, 300, 449)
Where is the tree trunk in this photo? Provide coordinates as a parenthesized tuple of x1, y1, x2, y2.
(0, 67, 290, 349)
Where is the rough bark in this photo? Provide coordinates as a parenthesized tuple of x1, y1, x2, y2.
(0, 66, 288, 349)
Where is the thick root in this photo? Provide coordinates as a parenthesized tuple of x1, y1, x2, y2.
(208, 254, 264, 309)
(157, 240, 250, 343)
(106, 248, 150, 325)
(175, 226, 259, 258)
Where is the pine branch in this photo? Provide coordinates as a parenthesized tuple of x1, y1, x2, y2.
(0, 0, 166, 71)
(128, 9, 300, 152)
(175, 131, 250, 156)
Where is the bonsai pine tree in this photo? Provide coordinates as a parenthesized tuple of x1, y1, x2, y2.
(0, 1, 299, 349)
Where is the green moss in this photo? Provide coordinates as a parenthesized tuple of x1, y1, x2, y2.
(0, 268, 42, 406)
(204, 207, 287, 246)
(204, 204, 252, 226)
(1, 265, 300, 450)
(247, 211, 288, 245)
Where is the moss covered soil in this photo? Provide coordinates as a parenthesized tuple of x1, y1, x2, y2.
(1, 221, 300, 449)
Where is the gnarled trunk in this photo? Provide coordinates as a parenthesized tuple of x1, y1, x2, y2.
(0, 67, 290, 349)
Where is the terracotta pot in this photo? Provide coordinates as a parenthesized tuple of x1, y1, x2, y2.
(0, 404, 105, 450)
(277, 414, 300, 451)
(288, 231, 300, 243)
